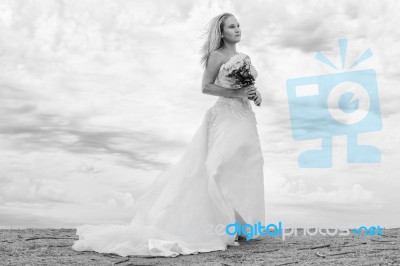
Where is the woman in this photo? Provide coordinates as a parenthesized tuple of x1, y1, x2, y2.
(72, 12, 265, 257)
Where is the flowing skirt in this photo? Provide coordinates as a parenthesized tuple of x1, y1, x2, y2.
(71, 98, 265, 257)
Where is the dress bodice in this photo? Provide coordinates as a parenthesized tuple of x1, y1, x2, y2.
(211, 52, 258, 120)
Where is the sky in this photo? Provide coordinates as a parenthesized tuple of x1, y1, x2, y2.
(0, 0, 399, 230)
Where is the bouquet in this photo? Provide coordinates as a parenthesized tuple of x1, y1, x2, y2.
(225, 56, 260, 106)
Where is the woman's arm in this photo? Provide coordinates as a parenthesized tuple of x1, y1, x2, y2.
(201, 51, 239, 98)
(201, 51, 257, 99)
(202, 83, 240, 98)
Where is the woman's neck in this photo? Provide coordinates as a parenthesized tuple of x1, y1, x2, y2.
(220, 43, 238, 55)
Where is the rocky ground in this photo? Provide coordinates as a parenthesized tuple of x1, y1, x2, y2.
(0, 228, 399, 265)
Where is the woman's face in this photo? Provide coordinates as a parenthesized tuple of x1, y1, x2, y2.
(222, 16, 241, 43)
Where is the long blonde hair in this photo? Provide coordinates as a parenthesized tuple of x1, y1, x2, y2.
(199, 12, 234, 69)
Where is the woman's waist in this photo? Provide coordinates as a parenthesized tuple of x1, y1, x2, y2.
(215, 96, 253, 110)
(213, 80, 253, 109)
(217, 96, 249, 103)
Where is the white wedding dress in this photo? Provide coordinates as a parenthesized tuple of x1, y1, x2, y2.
(71, 52, 265, 257)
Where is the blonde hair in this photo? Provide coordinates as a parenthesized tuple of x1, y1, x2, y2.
(199, 12, 234, 69)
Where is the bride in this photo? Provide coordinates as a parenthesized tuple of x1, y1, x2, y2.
(72, 12, 265, 257)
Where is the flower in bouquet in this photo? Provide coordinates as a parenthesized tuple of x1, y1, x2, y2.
(225, 55, 260, 106)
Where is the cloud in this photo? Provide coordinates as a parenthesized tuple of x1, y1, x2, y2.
(0, 175, 72, 204)
(303, 184, 378, 206)
(0, 207, 65, 229)
(264, 167, 385, 210)
(106, 192, 135, 209)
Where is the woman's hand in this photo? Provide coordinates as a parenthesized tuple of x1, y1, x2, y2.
(251, 90, 262, 106)
(234, 84, 257, 99)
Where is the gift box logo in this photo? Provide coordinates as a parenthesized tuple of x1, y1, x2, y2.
(286, 39, 382, 168)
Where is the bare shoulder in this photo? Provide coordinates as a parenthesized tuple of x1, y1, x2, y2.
(202, 50, 225, 90)
(207, 50, 225, 68)
(209, 49, 224, 58)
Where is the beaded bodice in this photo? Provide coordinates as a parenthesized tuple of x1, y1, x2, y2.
(213, 52, 258, 120)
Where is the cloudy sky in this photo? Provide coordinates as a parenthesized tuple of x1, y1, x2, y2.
(0, 0, 399, 230)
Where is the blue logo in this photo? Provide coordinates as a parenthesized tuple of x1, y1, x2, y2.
(351, 225, 384, 236)
(286, 39, 382, 168)
(219, 221, 385, 241)
(225, 221, 282, 241)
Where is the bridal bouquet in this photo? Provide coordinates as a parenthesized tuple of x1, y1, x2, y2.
(225, 56, 260, 106)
